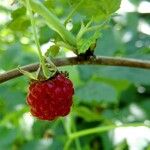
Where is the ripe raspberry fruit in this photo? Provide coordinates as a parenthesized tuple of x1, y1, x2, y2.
(27, 73, 74, 121)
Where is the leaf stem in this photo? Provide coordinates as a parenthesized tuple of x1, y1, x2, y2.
(26, 0, 76, 49)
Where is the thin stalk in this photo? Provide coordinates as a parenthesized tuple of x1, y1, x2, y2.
(63, 115, 72, 136)
(69, 123, 146, 140)
(64, 139, 73, 150)
(72, 117, 82, 150)
(62, 115, 72, 150)
(70, 125, 116, 139)
(26, 0, 76, 49)
(25, 0, 48, 78)
(1, 56, 150, 84)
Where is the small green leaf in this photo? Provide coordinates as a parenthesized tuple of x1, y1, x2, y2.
(36, 64, 56, 81)
(77, 31, 101, 54)
(39, 25, 55, 44)
(8, 16, 30, 31)
(11, 7, 26, 19)
(46, 45, 60, 57)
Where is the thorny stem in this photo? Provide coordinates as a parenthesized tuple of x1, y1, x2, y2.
(1, 56, 150, 84)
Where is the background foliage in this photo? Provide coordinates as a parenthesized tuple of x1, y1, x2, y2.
(0, 0, 150, 149)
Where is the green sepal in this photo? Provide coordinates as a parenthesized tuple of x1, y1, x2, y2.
(38, 55, 58, 80)
(18, 66, 38, 80)
(35, 64, 56, 81)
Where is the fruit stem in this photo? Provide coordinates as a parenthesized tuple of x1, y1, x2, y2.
(25, 0, 49, 78)
(71, 117, 82, 150)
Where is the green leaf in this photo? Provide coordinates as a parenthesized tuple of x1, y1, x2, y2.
(95, 28, 118, 56)
(8, 16, 30, 31)
(32, 121, 52, 139)
(73, 106, 102, 122)
(20, 140, 52, 150)
(39, 25, 55, 44)
(0, 85, 25, 111)
(69, 0, 121, 21)
(0, 43, 38, 69)
(0, 127, 17, 149)
(98, 67, 150, 85)
(9, 7, 30, 31)
(78, 65, 150, 85)
(0, 107, 28, 126)
(18, 67, 37, 80)
(77, 31, 100, 54)
(11, 7, 26, 19)
(46, 45, 60, 57)
(75, 81, 118, 105)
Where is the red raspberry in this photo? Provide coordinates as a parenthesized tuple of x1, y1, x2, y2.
(26, 73, 74, 121)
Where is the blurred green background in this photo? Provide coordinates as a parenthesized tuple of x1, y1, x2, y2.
(0, 0, 150, 150)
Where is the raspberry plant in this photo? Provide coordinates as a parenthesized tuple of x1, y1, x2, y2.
(0, 0, 150, 149)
